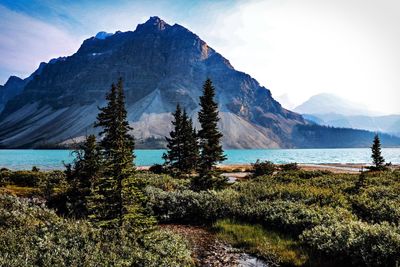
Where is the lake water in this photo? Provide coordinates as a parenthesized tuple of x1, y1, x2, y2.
(0, 148, 399, 170)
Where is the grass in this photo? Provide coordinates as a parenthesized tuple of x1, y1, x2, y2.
(213, 219, 309, 266)
(0, 185, 39, 197)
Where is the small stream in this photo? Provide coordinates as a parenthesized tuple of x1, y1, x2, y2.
(238, 253, 269, 267)
(162, 224, 269, 267)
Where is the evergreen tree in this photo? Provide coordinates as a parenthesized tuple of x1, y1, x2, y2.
(66, 134, 101, 218)
(194, 78, 226, 190)
(163, 104, 184, 172)
(181, 111, 199, 172)
(163, 105, 199, 174)
(92, 78, 152, 229)
(371, 134, 385, 170)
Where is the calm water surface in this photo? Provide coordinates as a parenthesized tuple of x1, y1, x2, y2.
(0, 148, 399, 170)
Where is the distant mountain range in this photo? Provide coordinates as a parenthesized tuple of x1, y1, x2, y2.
(294, 93, 376, 116)
(0, 17, 399, 148)
(295, 93, 400, 137)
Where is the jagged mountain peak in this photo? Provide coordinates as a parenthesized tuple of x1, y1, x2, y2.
(3, 76, 23, 86)
(94, 31, 113, 40)
(0, 17, 398, 149)
(136, 16, 170, 32)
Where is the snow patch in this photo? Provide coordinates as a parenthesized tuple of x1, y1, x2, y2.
(95, 31, 113, 40)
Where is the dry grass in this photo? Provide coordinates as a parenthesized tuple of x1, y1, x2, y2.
(0, 185, 39, 197)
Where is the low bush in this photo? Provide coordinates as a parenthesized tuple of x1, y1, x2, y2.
(148, 164, 166, 174)
(280, 163, 300, 172)
(301, 220, 400, 266)
(351, 185, 400, 224)
(0, 170, 47, 187)
(0, 170, 67, 189)
(0, 194, 193, 267)
(252, 160, 276, 177)
(138, 173, 190, 191)
(145, 187, 225, 223)
(241, 201, 354, 235)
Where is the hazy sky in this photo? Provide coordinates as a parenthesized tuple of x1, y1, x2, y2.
(0, 0, 399, 114)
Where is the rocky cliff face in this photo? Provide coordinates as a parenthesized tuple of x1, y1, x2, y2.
(0, 17, 399, 148)
(0, 76, 26, 112)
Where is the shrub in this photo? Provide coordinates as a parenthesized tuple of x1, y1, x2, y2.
(145, 187, 225, 223)
(242, 200, 354, 235)
(252, 160, 276, 177)
(31, 166, 40, 172)
(280, 163, 300, 172)
(351, 185, 400, 224)
(0, 170, 67, 189)
(0, 194, 193, 267)
(1, 170, 47, 187)
(148, 164, 166, 174)
(138, 173, 190, 191)
(301, 220, 400, 266)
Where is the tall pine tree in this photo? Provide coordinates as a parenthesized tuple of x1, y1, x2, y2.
(163, 104, 184, 172)
(371, 134, 385, 170)
(163, 105, 199, 174)
(181, 110, 199, 172)
(193, 78, 226, 190)
(65, 134, 101, 218)
(91, 78, 152, 229)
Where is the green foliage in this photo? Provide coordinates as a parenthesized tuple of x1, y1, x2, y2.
(252, 160, 276, 177)
(351, 184, 400, 224)
(369, 134, 386, 171)
(65, 135, 101, 218)
(280, 163, 300, 172)
(138, 172, 190, 191)
(144, 170, 400, 266)
(0, 194, 193, 267)
(145, 187, 225, 223)
(196, 78, 226, 189)
(163, 105, 199, 175)
(301, 221, 400, 266)
(190, 171, 227, 191)
(148, 164, 166, 174)
(214, 219, 309, 266)
(0, 169, 47, 187)
(31, 166, 40, 172)
(92, 78, 151, 229)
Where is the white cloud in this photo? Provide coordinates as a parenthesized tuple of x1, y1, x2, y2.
(0, 5, 82, 83)
(180, 0, 400, 114)
(1, 0, 399, 114)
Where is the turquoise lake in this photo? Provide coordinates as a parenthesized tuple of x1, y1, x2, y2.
(0, 148, 399, 170)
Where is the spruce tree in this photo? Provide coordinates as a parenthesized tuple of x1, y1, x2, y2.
(164, 105, 199, 174)
(66, 134, 101, 218)
(92, 78, 151, 229)
(181, 111, 199, 172)
(194, 78, 226, 190)
(163, 104, 184, 172)
(371, 134, 385, 170)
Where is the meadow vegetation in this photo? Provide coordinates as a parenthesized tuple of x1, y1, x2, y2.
(1, 166, 399, 266)
(144, 168, 400, 266)
(0, 78, 398, 266)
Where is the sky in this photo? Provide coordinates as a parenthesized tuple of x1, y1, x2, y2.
(0, 0, 399, 114)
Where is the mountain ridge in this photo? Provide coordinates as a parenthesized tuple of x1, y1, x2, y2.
(0, 17, 399, 148)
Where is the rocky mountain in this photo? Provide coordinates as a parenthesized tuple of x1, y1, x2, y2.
(294, 93, 376, 116)
(296, 93, 400, 137)
(0, 17, 399, 148)
(0, 76, 26, 112)
(303, 113, 400, 137)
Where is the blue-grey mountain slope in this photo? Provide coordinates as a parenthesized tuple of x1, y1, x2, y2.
(0, 17, 399, 148)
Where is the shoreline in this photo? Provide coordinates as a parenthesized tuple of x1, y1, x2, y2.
(2, 163, 399, 173)
(137, 163, 400, 173)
